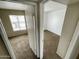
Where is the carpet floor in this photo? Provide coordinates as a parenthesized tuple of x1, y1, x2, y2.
(43, 30, 61, 59)
(9, 35, 37, 59)
(9, 31, 61, 59)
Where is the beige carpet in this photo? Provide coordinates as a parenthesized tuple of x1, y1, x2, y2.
(8, 31, 61, 59)
(9, 35, 37, 59)
(43, 30, 61, 59)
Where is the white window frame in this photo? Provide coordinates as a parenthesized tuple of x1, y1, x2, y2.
(9, 15, 26, 31)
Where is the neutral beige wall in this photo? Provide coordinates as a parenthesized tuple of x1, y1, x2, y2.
(0, 9, 27, 37)
(64, 21, 79, 59)
(57, 2, 79, 58)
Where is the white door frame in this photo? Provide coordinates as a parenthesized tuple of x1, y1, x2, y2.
(19, 1, 40, 58)
(64, 20, 79, 59)
(0, 1, 39, 59)
(0, 19, 16, 59)
(40, 1, 79, 59)
(39, 0, 48, 59)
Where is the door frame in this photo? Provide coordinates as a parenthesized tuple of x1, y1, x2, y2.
(39, 0, 48, 59)
(40, 1, 79, 59)
(64, 20, 79, 59)
(0, 19, 16, 59)
(0, 1, 39, 59)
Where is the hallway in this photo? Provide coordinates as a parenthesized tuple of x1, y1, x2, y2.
(43, 31, 61, 59)
(9, 35, 37, 59)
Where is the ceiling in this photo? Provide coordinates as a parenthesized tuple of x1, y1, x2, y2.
(0, 0, 79, 4)
(0, 0, 78, 11)
(0, 1, 31, 10)
(44, 0, 67, 12)
(51, 0, 79, 5)
(0, 0, 41, 2)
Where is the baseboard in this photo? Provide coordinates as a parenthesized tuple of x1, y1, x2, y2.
(56, 51, 62, 59)
(29, 47, 39, 59)
(44, 30, 60, 37)
(8, 33, 28, 39)
(37, 57, 40, 59)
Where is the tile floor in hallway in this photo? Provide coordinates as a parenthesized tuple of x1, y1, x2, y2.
(43, 30, 61, 59)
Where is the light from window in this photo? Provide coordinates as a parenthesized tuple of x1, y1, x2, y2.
(9, 15, 26, 31)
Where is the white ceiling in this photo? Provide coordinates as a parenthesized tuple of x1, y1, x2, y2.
(51, 0, 79, 4)
(0, 1, 30, 10)
(7, 0, 77, 12)
(2, 0, 79, 4)
(0, 0, 41, 2)
(0, 0, 79, 11)
(0, 0, 79, 5)
(44, 0, 67, 12)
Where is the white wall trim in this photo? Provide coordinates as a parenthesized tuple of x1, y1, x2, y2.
(64, 20, 79, 59)
(0, 19, 16, 59)
(0, 1, 38, 59)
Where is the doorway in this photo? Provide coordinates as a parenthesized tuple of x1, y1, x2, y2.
(43, 0, 67, 59)
(0, 1, 38, 59)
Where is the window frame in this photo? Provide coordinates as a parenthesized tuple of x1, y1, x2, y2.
(9, 15, 26, 31)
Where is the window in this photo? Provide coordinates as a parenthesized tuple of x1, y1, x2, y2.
(9, 15, 26, 31)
